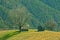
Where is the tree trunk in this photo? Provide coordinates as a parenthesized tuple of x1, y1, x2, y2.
(19, 26, 21, 32)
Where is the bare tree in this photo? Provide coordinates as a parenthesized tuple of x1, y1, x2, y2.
(8, 7, 30, 31)
(44, 19, 57, 31)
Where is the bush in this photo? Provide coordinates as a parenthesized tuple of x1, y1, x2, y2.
(38, 25, 45, 31)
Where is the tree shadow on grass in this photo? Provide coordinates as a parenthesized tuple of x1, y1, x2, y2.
(0, 31, 20, 40)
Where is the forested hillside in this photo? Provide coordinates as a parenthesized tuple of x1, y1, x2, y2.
(0, 0, 60, 31)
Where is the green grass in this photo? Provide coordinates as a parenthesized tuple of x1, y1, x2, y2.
(0, 30, 20, 40)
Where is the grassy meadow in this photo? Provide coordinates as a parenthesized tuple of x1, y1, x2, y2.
(0, 30, 60, 40)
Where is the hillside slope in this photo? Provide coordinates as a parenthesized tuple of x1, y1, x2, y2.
(40, 0, 60, 10)
(0, 0, 60, 31)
